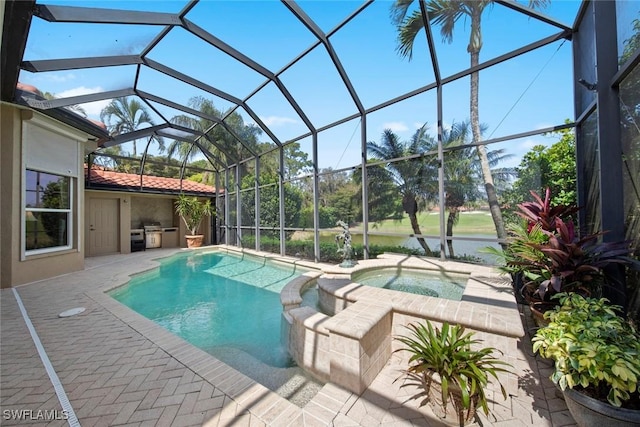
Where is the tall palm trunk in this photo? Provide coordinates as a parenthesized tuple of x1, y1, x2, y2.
(469, 11, 507, 246)
(409, 211, 434, 256)
(446, 209, 458, 257)
(403, 193, 433, 256)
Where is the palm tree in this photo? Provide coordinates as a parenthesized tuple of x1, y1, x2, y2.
(100, 97, 160, 157)
(391, 0, 549, 245)
(367, 127, 439, 255)
(441, 121, 513, 257)
(169, 96, 261, 177)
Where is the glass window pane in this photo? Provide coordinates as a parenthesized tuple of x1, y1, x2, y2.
(25, 170, 70, 209)
(619, 65, 640, 251)
(580, 110, 600, 234)
(617, 0, 640, 66)
(25, 212, 69, 250)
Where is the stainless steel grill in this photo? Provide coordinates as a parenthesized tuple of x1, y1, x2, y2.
(143, 223, 162, 249)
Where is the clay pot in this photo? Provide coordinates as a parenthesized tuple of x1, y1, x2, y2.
(185, 235, 204, 248)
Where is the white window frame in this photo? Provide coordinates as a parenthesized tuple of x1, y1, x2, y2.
(22, 169, 74, 258)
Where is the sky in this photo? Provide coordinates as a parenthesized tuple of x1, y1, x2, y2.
(20, 0, 587, 171)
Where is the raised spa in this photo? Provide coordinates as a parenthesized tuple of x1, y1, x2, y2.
(282, 253, 524, 395)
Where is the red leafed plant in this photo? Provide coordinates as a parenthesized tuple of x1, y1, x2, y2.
(515, 187, 579, 232)
(489, 188, 637, 302)
(529, 217, 635, 299)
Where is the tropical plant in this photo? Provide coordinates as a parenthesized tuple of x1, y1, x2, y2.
(367, 127, 439, 255)
(503, 126, 577, 217)
(395, 320, 512, 425)
(100, 97, 161, 156)
(486, 188, 636, 301)
(175, 194, 214, 236)
(515, 187, 579, 232)
(391, 0, 550, 246)
(533, 293, 640, 409)
(484, 188, 577, 289)
(525, 220, 635, 300)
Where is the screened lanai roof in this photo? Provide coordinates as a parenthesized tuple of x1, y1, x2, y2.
(2, 0, 582, 181)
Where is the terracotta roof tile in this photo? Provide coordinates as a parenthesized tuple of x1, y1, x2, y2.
(85, 166, 217, 195)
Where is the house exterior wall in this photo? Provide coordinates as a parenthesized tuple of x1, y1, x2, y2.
(0, 105, 90, 287)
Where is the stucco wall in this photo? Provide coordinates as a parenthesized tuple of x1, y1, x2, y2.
(0, 105, 89, 287)
(130, 195, 176, 229)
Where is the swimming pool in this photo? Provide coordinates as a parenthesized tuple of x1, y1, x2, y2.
(109, 250, 322, 404)
(353, 268, 468, 300)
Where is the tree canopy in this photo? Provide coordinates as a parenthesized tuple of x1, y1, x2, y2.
(503, 127, 577, 220)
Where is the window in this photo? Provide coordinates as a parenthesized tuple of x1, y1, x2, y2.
(24, 169, 73, 253)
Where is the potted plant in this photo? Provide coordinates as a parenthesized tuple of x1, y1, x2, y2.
(533, 293, 640, 426)
(395, 320, 513, 426)
(175, 194, 214, 248)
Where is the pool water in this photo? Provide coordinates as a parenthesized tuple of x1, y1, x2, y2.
(354, 268, 468, 300)
(109, 251, 323, 405)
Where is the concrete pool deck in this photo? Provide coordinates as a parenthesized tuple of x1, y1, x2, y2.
(0, 248, 576, 426)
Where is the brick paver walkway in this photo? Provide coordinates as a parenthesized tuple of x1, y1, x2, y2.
(1, 249, 576, 426)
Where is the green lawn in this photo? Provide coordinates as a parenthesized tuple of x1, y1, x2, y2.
(293, 211, 498, 243)
(363, 211, 497, 236)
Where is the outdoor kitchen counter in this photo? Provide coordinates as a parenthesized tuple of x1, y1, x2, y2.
(161, 227, 179, 248)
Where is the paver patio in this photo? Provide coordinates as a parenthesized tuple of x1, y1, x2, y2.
(1, 249, 576, 426)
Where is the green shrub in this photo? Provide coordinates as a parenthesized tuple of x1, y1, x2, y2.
(533, 293, 640, 407)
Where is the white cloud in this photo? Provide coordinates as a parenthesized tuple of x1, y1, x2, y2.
(259, 116, 297, 127)
(55, 86, 110, 119)
(56, 85, 102, 98)
(520, 138, 539, 150)
(382, 121, 408, 132)
(45, 73, 77, 83)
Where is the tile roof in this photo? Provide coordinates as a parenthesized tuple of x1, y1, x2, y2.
(85, 166, 217, 195)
